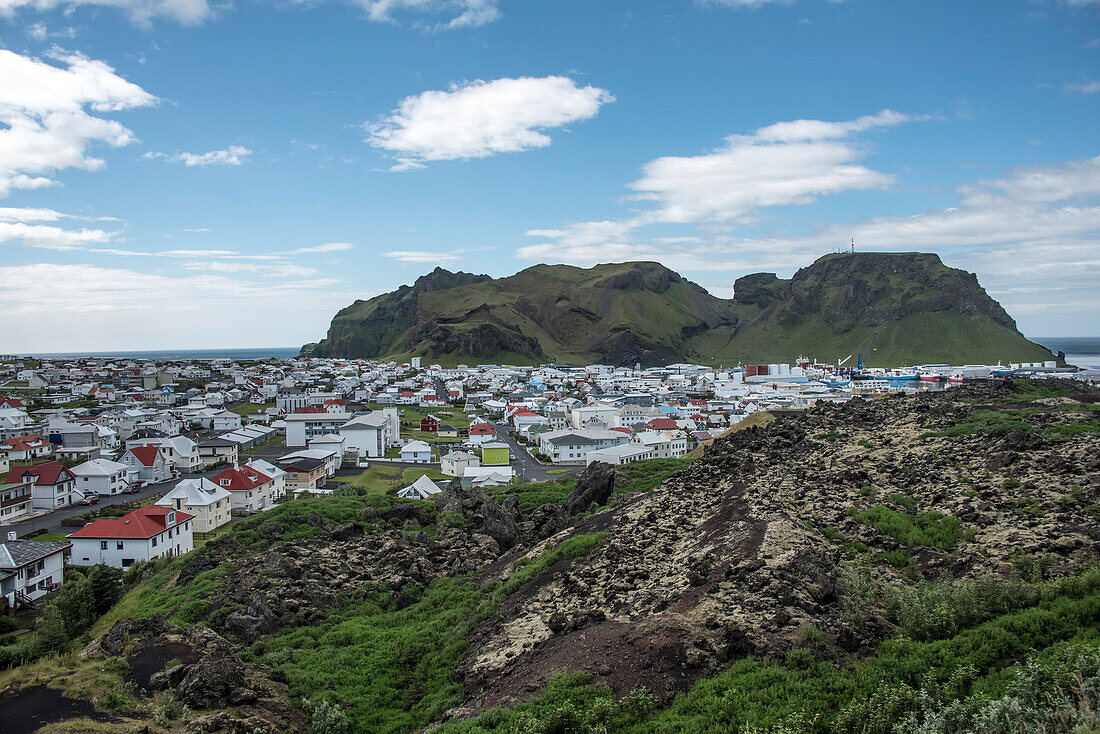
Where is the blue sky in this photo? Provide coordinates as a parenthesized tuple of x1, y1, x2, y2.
(0, 0, 1097, 352)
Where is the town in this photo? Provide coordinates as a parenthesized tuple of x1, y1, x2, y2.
(0, 351, 1087, 614)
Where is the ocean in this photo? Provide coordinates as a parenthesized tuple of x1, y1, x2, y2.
(1034, 337, 1100, 370)
(28, 347, 301, 361)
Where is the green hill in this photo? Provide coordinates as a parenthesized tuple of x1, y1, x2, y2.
(302, 253, 1054, 366)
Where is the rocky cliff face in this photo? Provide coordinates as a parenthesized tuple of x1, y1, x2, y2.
(304, 254, 1054, 366)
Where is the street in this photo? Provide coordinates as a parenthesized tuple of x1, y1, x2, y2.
(486, 419, 571, 483)
(1, 437, 286, 538)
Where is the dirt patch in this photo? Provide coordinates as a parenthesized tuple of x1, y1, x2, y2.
(126, 642, 201, 689)
(0, 686, 114, 734)
(461, 618, 700, 713)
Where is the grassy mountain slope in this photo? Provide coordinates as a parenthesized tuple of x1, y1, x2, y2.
(304, 253, 1054, 366)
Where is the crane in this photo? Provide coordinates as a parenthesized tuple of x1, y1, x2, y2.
(837, 354, 853, 367)
(857, 331, 878, 370)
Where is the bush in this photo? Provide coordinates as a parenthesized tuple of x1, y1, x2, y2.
(302, 697, 350, 734)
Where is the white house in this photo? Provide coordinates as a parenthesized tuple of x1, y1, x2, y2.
(0, 480, 32, 523)
(156, 478, 232, 533)
(6, 462, 78, 510)
(0, 538, 69, 605)
(281, 448, 338, 478)
(212, 410, 242, 432)
(119, 445, 172, 484)
(400, 440, 433, 464)
(338, 413, 390, 458)
(158, 435, 203, 473)
(243, 459, 286, 500)
(72, 458, 130, 496)
(397, 474, 443, 500)
(285, 412, 353, 447)
(631, 430, 688, 459)
(308, 434, 346, 462)
(68, 504, 194, 569)
(586, 443, 655, 466)
(213, 465, 280, 513)
(538, 429, 629, 463)
(441, 450, 479, 477)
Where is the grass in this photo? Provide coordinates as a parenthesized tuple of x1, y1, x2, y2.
(332, 465, 450, 495)
(849, 505, 966, 551)
(616, 457, 695, 494)
(229, 402, 273, 416)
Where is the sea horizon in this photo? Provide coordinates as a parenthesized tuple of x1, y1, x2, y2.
(13, 336, 1100, 369)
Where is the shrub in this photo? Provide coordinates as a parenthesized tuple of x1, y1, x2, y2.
(303, 698, 349, 734)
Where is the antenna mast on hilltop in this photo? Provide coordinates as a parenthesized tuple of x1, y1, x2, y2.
(851, 238, 856, 253)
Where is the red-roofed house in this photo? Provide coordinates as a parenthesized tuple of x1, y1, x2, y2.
(67, 504, 194, 569)
(6, 461, 77, 510)
(609, 426, 634, 435)
(420, 415, 441, 433)
(119, 445, 172, 484)
(0, 397, 25, 410)
(0, 435, 54, 462)
(646, 417, 680, 431)
(213, 465, 277, 513)
(468, 422, 497, 445)
(323, 399, 347, 414)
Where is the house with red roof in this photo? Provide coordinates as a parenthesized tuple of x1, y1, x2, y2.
(5, 461, 77, 510)
(119, 445, 171, 484)
(645, 417, 680, 432)
(467, 422, 497, 445)
(213, 465, 278, 513)
(0, 398, 25, 410)
(67, 504, 194, 569)
(0, 434, 54, 462)
(420, 415, 441, 433)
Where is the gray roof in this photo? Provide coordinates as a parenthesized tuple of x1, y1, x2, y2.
(0, 539, 69, 570)
(546, 434, 596, 446)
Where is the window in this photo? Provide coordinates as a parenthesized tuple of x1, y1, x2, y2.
(151, 537, 157, 547)
(100, 541, 108, 550)
(116, 541, 124, 550)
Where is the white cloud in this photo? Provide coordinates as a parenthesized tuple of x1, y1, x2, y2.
(366, 76, 614, 170)
(143, 145, 251, 167)
(182, 227, 210, 233)
(0, 206, 66, 222)
(0, 263, 355, 352)
(0, 0, 500, 28)
(358, 0, 500, 29)
(0, 0, 212, 25)
(0, 221, 114, 249)
(519, 109, 913, 262)
(0, 49, 157, 196)
(1065, 80, 1100, 94)
(383, 250, 463, 265)
(627, 109, 911, 225)
(291, 242, 354, 254)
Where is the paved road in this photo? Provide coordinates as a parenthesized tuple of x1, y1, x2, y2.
(487, 420, 570, 483)
(0, 474, 184, 538)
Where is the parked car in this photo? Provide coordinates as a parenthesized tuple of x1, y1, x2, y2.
(122, 481, 144, 494)
(80, 494, 100, 505)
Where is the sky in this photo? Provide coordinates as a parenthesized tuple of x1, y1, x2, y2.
(0, 0, 1098, 353)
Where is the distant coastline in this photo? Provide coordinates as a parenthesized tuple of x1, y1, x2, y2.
(1033, 337, 1100, 370)
(16, 338, 1100, 370)
(25, 347, 301, 361)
